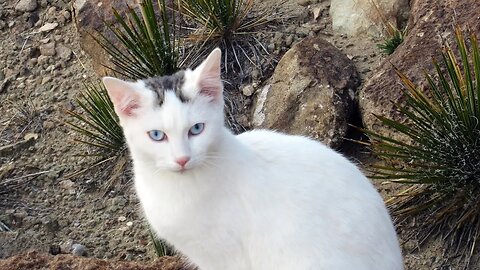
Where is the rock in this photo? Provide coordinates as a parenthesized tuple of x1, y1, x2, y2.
(73, 0, 132, 76)
(241, 84, 255, 96)
(62, 10, 71, 21)
(15, 0, 38, 12)
(38, 22, 58, 32)
(42, 120, 55, 130)
(71, 243, 87, 256)
(49, 245, 61, 255)
(41, 76, 52, 85)
(285, 35, 294, 47)
(330, 0, 409, 37)
(27, 58, 38, 68)
(40, 42, 56, 56)
(253, 37, 360, 147)
(0, 251, 191, 269)
(359, 0, 480, 142)
(56, 45, 72, 61)
(59, 180, 76, 194)
(267, 43, 275, 52)
(37, 55, 50, 66)
(296, 0, 311, 7)
(60, 239, 74, 253)
(47, 6, 57, 17)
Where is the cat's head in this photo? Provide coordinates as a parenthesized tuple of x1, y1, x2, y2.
(103, 49, 224, 173)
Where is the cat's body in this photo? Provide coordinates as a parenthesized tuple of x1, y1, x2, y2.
(103, 49, 403, 270)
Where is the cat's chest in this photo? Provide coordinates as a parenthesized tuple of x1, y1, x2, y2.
(134, 170, 246, 234)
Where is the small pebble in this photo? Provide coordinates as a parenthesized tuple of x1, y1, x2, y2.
(285, 35, 294, 47)
(267, 43, 275, 52)
(41, 76, 52, 85)
(49, 245, 61, 255)
(15, 0, 38, 12)
(62, 10, 71, 21)
(56, 45, 72, 61)
(71, 243, 87, 256)
(296, 0, 311, 7)
(43, 120, 55, 130)
(241, 84, 255, 97)
(40, 42, 56, 57)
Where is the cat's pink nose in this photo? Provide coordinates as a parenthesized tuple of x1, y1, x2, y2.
(176, 157, 190, 167)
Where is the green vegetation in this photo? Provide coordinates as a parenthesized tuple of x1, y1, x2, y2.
(97, 0, 181, 79)
(377, 24, 406, 55)
(150, 229, 176, 257)
(180, 0, 258, 40)
(365, 28, 480, 267)
(179, 0, 279, 71)
(67, 83, 125, 156)
(68, 0, 182, 162)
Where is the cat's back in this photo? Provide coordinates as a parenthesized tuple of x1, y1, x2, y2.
(236, 129, 403, 270)
(236, 129, 360, 178)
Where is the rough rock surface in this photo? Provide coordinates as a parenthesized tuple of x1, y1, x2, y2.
(253, 37, 360, 148)
(73, 0, 134, 76)
(330, 0, 409, 37)
(0, 251, 192, 270)
(359, 0, 480, 142)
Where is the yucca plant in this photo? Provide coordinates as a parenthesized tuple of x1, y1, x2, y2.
(64, 82, 128, 191)
(179, 0, 280, 72)
(68, 0, 184, 163)
(377, 24, 406, 55)
(370, 0, 406, 55)
(364, 28, 480, 268)
(67, 83, 125, 156)
(180, 0, 257, 40)
(96, 0, 182, 79)
(150, 229, 176, 257)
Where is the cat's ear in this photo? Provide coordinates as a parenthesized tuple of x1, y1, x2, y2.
(194, 48, 223, 101)
(102, 77, 141, 118)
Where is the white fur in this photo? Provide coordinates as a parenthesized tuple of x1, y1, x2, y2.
(103, 49, 404, 270)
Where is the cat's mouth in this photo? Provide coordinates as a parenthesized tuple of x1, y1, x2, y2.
(173, 165, 191, 173)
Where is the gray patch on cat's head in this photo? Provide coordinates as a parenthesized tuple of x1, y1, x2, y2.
(143, 71, 188, 106)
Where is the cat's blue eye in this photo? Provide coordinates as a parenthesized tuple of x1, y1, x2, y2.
(148, 130, 166, 141)
(189, 123, 205, 136)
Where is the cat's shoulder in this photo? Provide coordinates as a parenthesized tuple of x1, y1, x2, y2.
(237, 129, 306, 143)
(235, 129, 333, 154)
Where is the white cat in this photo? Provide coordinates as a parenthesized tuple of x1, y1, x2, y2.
(103, 48, 403, 270)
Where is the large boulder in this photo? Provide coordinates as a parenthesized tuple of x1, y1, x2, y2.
(359, 0, 480, 142)
(252, 37, 360, 148)
(330, 0, 409, 37)
(73, 0, 135, 76)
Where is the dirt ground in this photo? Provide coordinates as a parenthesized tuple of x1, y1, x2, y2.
(0, 0, 472, 269)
